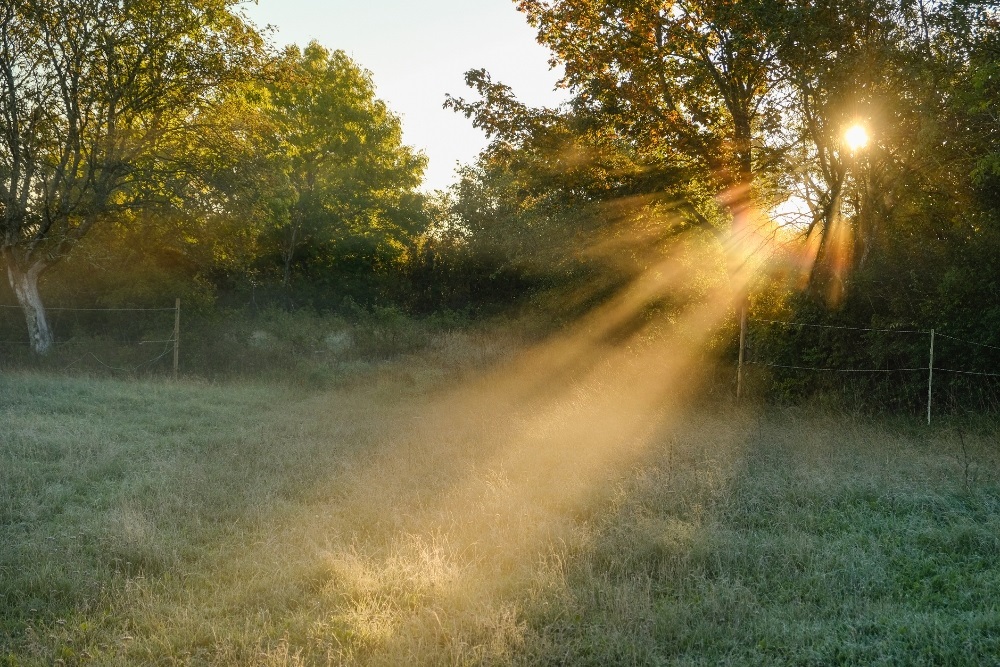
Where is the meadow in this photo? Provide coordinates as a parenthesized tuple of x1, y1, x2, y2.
(2, 324, 1000, 665)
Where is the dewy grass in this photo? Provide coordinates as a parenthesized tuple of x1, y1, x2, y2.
(2, 354, 1000, 665)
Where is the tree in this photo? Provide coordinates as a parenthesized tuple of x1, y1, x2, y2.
(0, 0, 262, 353)
(512, 1, 997, 299)
(447, 69, 701, 279)
(447, 1, 788, 380)
(517, 0, 786, 240)
(443, 0, 1000, 405)
(768, 0, 1000, 302)
(262, 43, 428, 299)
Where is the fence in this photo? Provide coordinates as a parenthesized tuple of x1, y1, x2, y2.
(0, 299, 180, 378)
(737, 318, 1000, 423)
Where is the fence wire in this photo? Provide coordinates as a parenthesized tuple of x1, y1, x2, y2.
(747, 361, 928, 373)
(745, 319, 1000, 415)
(933, 367, 1000, 378)
(754, 318, 927, 334)
(0, 302, 178, 374)
(0, 304, 174, 312)
(935, 332, 1000, 352)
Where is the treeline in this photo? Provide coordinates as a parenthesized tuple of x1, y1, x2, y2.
(3, 0, 1000, 409)
(0, 1, 567, 333)
(0, 1, 522, 358)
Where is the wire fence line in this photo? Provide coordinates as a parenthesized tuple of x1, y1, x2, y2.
(933, 367, 1000, 378)
(0, 337, 175, 345)
(750, 319, 1000, 375)
(935, 332, 1000, 352)
(64, 342, 175, 374)
(747, 361, 928, 373)
(750, 360, 1000, 378)
(0, 304, 175, 312)
(753, 317, 928, 334)
(742, 318, 1000, 421)
(0, 300, 181, 377)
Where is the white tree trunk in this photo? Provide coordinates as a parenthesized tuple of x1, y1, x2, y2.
(6, 260, 52, 355)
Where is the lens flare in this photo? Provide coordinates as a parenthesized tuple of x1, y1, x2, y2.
(844, 124, 869, 152)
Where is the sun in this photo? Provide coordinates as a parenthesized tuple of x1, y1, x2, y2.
(844, 124, 869, 152)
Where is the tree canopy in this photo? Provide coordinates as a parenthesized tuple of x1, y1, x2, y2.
(0, 0, 263, 352)
(436, 0, 1000, 406)
(260, 42, 428, 297)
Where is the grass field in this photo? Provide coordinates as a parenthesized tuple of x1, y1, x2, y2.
(3, 328, 1000, 665)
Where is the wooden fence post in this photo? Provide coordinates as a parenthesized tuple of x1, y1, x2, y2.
(927, 328, 934, 426)
(173, 298, 180, 380)
(736, 305, 747, 403)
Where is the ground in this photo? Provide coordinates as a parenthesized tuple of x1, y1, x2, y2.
(2, 330, 1000, 665)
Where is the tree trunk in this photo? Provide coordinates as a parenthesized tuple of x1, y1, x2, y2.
(724, 164, 753, 401)
(281, 224, 299, 289)
(5, 257, 53, 354)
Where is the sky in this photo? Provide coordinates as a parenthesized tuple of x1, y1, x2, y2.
(241, 0, 569, 192)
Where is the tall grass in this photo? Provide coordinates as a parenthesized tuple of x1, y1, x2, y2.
(2, 340, 1000, 665)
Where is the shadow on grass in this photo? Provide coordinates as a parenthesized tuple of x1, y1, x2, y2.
(527, 411, 1000, 665)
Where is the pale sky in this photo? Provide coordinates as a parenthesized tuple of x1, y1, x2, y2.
(241, 0, 569, 192)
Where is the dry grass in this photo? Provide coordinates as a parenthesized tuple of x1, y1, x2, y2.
(3, 328, 1000, 665)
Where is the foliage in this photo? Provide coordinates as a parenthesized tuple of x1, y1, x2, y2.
(443, 69, 732, 319)
(3, 0, 1000, 409)
(433, 0, 1000, 406)
(252, 42, 429, 301)
(0, 4, 436, 339)
(0, 0, 263, 352)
